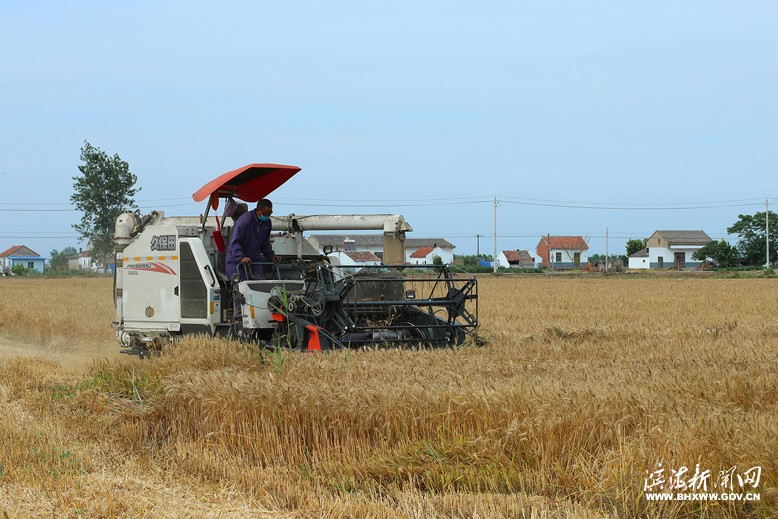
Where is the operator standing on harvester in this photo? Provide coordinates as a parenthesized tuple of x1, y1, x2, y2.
(226, 198, 280, 281)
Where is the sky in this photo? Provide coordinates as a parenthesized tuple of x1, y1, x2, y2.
(2, 2, 777, 259)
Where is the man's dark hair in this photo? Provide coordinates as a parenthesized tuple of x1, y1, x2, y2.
(257, 199, 273, 210)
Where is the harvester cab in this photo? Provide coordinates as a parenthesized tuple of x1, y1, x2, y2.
(113, 163, 478, 356)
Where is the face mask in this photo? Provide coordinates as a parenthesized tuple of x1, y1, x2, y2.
(259, 215, 270, 222)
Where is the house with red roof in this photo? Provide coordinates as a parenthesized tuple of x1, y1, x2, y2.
(409, 245, 449, 265)
(0, 245, 46, 274)
(535, 236, 589, 269)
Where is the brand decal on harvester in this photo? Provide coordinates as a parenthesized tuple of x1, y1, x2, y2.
(150, 235, 176, 251)
(125, 262, 176, 275)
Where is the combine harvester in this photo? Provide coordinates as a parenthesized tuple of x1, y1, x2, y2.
(113, 164, 478, 357)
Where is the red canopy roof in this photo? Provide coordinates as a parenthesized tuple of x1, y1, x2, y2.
(192, 163, 301, 203)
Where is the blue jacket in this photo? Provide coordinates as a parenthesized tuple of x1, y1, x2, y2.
(226, 210, 275, 280)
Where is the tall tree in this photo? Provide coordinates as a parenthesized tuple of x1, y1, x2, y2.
(692, 240, 737, 268)
(727, 211, 778, 266)
(71, 142, 140, 266)
(50, 246, 78, 271)
(625, 238, 647, 257)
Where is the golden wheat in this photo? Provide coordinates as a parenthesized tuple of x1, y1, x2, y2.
(0, 275, 775, 518)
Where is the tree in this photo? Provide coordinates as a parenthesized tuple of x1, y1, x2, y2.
(455, 254, 493, 267)
(692, 240, 738, 268)
(625, 238, 647, 257)
(589, 253, 624, 262)
(726, 211, 778, 266)
(71, 142, 140, 266)
(50, 246, 78, 271)
(587, 253, 625, 271)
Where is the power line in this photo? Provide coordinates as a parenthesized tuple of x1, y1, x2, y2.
(0, 208, 76, 212)
(500, 196, 770, 206)
(423, 230, 739, 237)
(274, 195, 493, 203)
(0, 202, 200, 212)
(0, 236, 81, 239)
(0, 198, 192, 207)
(3, 195, 776, 211)
(0, 231, 76, 234)
(271, 200, 493, 208)
(500, 199, 766, 210)
(0, 195, 495, 206)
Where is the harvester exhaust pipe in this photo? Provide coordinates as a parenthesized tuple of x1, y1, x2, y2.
(113, 212, 138, 337)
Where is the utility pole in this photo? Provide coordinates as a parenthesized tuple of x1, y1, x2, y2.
(476, 234, 481, 259)
(605, 227, 609, 273)
(493, 197, 498, 273)
(766, 199, 770, 267)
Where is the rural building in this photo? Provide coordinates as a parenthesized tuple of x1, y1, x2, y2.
(637, 230, 713, 270)
(307, 234, 455, 264)
(496, 249, 535, 268)
(0, 245, 46, 273)
(535, 236, 589, 269)
(409, 246, 449, 265)
(327, 250, 382, 267)
(68, 250, 96, 271)
(627, 248, 649, 269)
(404, 239, 454, 264)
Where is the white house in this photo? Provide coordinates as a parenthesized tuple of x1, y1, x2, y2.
(408, 246, 449, 265)
(497, 250, 535, 268)
(643, 230, 712, 270)
(68, 250, 96, 271)
(327, 251, 382, 267)
(405, 239, 455, 264)
(307, 234, 455, 264)
(628, 248, 650, 269)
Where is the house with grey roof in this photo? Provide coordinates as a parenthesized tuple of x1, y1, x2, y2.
(632, 230, 713, 270)
(307, 234, 455, 264)
(496, 249, 535, 268)
(627, 247, 649, 269)
(327, 250, 382, 268)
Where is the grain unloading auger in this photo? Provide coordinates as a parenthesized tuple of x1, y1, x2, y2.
(112, 163, 478, 357)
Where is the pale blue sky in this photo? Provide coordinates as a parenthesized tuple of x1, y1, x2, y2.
(2, 2, 776, 257)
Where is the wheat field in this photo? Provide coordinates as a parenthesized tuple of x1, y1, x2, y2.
(0, 275, 776, 518)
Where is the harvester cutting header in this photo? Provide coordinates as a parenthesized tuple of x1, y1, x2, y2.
(113, 163, 478, 357)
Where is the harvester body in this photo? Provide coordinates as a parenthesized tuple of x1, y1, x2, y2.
(113, 164, 478, 356)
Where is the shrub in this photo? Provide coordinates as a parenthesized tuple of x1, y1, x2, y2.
(10, 264, 31, 276)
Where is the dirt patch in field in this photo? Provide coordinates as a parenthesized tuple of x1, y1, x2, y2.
(0, 334, 124, 373)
